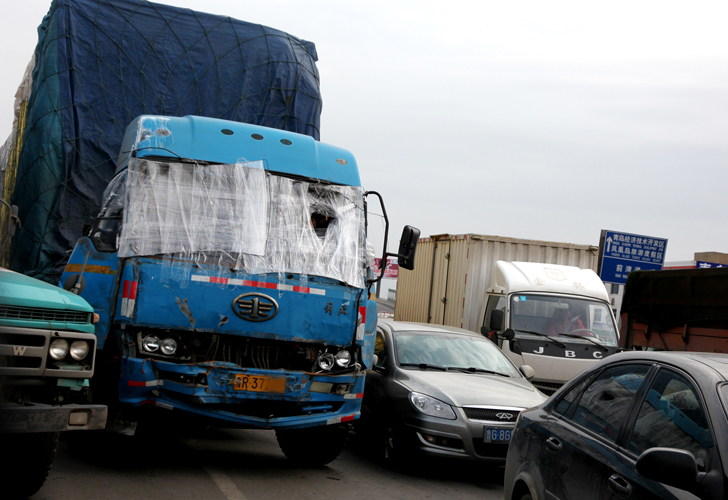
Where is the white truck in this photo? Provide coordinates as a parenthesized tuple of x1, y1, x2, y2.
(481, 261, 620, 394)
(395, 234, 621, 394)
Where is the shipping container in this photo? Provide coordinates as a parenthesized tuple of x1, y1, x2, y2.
(395, 234, 599, 331)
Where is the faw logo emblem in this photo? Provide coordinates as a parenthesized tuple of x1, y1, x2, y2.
(232, 293, 279, 322)
(13, 346, 27, 356)
(496, 412, 513, 420)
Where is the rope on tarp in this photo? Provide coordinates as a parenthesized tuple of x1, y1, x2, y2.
(9, 0, 322, 282)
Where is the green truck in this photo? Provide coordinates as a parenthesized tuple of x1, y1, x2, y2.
(0, 266, 107, 498)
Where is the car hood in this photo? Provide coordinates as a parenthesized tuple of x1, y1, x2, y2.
(395, 369, 547, 409)
(0, 267, 93, 312)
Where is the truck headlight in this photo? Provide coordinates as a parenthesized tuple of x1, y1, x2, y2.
(49, 339, 69, 360)
(160, 338, 177, 355)
(317, 353, 335, 371)
(69, 340, 90, 361)
(409, 392, 456, 420)
(142, 335, 160, 352)
(335, 350, 351, 367)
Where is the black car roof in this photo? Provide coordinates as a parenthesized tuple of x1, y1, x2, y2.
(603, 350, 728, 380)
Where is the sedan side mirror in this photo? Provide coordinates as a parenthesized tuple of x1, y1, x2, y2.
(636, 448, 702, 493)
(519, 365, 535, 380)
(371, 354, 387, 374)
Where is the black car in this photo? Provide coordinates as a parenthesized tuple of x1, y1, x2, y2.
(504, 351, 728, 500)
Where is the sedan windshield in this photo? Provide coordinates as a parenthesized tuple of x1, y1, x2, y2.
(394, 332, 520, 376)
(510, 294, 619, 346)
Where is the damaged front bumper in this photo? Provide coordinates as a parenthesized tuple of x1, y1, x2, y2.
(118, 357, 365, 430)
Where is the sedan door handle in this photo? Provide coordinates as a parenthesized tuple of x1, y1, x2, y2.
(608, 474, 632, 498)
(545, 437, 562, 453)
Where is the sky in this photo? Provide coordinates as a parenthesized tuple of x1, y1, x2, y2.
(2, 0, 727, 274)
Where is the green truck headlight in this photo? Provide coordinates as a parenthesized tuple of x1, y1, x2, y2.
(69, 340, 90, 361)
(49, 339, 69, 360)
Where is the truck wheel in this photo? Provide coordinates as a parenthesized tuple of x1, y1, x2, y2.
(0, 432, 59, 499)
(275, 424, 349, 466)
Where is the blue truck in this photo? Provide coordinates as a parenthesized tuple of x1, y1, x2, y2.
(59, 114, 418, 464)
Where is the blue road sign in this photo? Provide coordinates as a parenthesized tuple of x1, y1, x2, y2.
(599, 230, 667, 284)
(696, 261, 727, 269)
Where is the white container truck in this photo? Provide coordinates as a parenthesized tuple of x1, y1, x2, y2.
(395, 234, 621, 394)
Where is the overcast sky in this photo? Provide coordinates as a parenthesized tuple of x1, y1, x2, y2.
(2, 0, 727, 267)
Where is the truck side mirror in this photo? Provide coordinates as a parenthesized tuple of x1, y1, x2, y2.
(490, 310, 505, 331)
(397, 225, 420, 271)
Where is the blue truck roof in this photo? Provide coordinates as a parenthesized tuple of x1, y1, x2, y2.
(119, 116, 360, 187)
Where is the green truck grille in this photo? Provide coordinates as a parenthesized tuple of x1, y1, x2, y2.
(0, 305, 91, 324)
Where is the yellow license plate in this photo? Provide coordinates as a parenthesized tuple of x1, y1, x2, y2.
(233, 374, 286, 393)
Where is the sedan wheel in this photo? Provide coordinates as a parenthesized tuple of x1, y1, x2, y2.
(378, 418, 409, 464)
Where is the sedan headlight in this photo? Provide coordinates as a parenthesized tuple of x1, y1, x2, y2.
(49, 339, 69, 360)
(409, 392, 456, 420)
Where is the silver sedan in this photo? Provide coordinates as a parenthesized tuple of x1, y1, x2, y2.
(358, 319, 547, 462)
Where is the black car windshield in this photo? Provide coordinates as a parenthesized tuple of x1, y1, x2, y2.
(394, 331, 520, 376)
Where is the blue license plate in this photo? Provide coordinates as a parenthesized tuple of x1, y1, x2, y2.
(484, 427, 512, 443)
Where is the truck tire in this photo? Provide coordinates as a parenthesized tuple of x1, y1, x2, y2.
(0, 431, 59, 499)
(275, 424, 349, 466)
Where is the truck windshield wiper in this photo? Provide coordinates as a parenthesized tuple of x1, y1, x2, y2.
(513, 329, 567, 348)
(557, 333, 610, 352)
(448, 366, 510, 377)
(399, 363, 447, 371)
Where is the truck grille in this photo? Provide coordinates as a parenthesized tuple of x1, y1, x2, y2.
(463, 407, 520, 423)
(0, 331, 47, 376)
(0, 327, 96, 378)
(0, 305, 91, 324)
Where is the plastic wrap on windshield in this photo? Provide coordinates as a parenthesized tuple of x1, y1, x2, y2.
(121, 160, 268, 258)
(119, 159, 366, 288)
(98, 171, 127, 218)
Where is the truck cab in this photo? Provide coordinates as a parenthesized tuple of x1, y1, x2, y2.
(59, 115, 417, 465)
(481, 261, 620, 395)
(0, 267, 107, 497)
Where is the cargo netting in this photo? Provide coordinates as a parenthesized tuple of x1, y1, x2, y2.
(6, 0, 322, 282)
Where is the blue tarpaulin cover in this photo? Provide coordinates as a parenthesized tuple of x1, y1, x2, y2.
(10, 0, 322, 281)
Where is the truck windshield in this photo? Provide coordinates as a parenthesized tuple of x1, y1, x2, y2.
(510, 294, 619, 346)
(107, 158, 366, 287)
